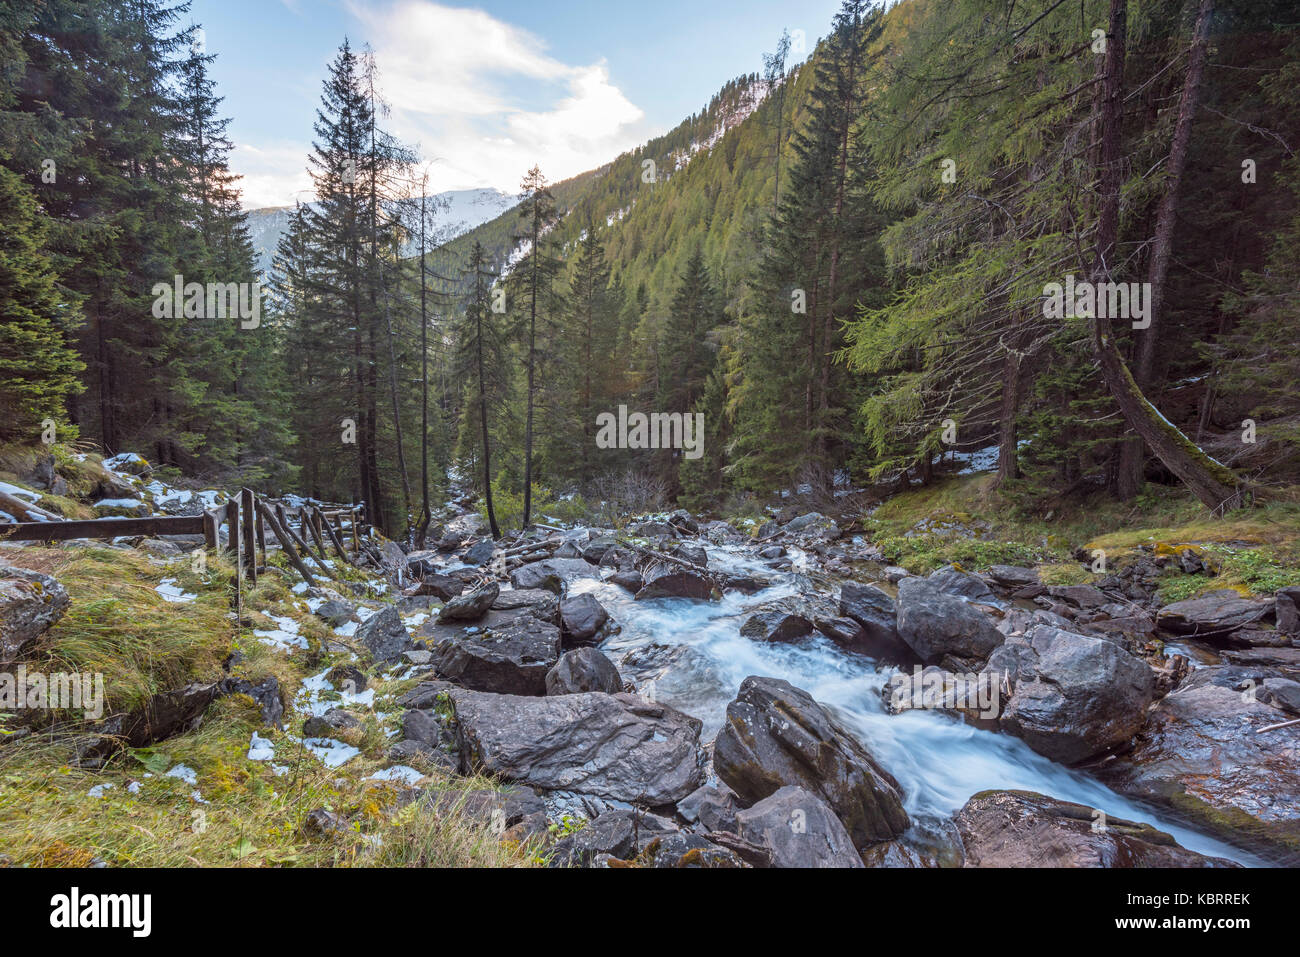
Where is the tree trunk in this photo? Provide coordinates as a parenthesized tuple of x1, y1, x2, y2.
(1089, 0, 1244, 512)
(995, 348, 1021, 486)
(1117, 0, 1215, 497)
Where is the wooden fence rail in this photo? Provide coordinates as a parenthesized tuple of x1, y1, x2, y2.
(2, 491, 368, 607)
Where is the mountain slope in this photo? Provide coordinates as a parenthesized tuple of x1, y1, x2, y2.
(246, 187, 515, 273)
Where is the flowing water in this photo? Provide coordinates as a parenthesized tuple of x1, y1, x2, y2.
(559, 542, 1263, 866)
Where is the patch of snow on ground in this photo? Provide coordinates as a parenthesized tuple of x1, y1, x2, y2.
(302, 737, 360, 768)
(367, 766, 424, 786)
(156, 578, 197, 603)
(248, 732, 275, 761)
(165, 764, 198, 785)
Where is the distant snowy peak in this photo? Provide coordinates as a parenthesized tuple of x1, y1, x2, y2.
(245, 187, 514, 273)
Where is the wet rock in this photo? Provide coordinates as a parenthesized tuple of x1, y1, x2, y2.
(1096, 666, 1300, 862)
(0, 565, 71, 664)
(677, 784, 741, 833)
(608, 569, 643, 593)
(509, 558, 594, 594)
(672, 543, 708, 567)
(814, 616, 868, 649)
(554, 540, 583, 560)
(431, 614, 560, 696)
(838, 582, 914, 661)
(580, 536, 616, 564)
(355, 607, 413, 665)
(436, 581, 500, 623)
(461, 539, 496, 567)
(1259, 678, 1300, 715)
(635, 568, 714, 601)
(404, 549, 441, 577)
(928, 566, 998, 604)
(714, 676, 909, 847)
(955, 790, 1240, 867)
(895, 577, 1003, 665)
(997, 626, 1154, 764)
(559, 593, 610, 645)
(546, 647, 622, 695)
(408, 573, 464, 601)
(1275, 586, 1300, 637)
(734, 785, 863, 868)
(549, 809, 679, 867)
(1046, 584, 1111, 611)
(758, 545, 785, 560)
(740, 609, 813, 643)
(631, 519, 675, 538)
(313, 599, 356, 627)
(448, 688, 705, 804)
(988, 565, 1040, 589)
(1157, 589, 1273, 637)
(641, 831, 746, 868)
(491, 587, 559, 622)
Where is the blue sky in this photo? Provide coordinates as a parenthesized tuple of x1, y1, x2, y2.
(189, 0, 843, 207)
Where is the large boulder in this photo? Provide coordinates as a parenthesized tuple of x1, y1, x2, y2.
(491, 588, 559, 623)
(546, 647, 622, 695)
(448, 688, 706, 805)
(713, 676, 908, 848)
(355, 607, 413, 665)
(0, 565, 71, 664)
(1096, 666, 1300, 862)
(734, 785, 864, 868)
(1157, 589, 1272, 637)
(996, 626, 1154, 764)
(635, 568, 714, 601)
(436, 581, 499, 623)
(928, 566, 998, 604)
(431, 614, 560, 696)
(509, 558, 594, 594)
(837, 582, 914, 661)
(896, 577, 1004, 665)
(956, 790, 1239, 867)
(740, 610, 812, 643)
(559, 593, 610, 645)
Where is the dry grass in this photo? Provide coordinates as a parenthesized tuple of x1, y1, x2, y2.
(0, 540, 543, 868)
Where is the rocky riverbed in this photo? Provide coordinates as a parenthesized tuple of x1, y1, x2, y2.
(4, 481, 1298, 867)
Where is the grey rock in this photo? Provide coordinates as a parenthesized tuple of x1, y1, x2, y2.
(0, 564, 71, 664)
(546, 647, 623, 695)
(1158, 589, 1273, 637)
(713, 676, 908, 848)
(432, 613, 560, 696)
(448, 688, 705, 804)
(896, 577, 1003, 664)
(437, 581, 500, 623)
(735, 786, 863, 868)
(355, 607, 413, 665)
(635, 568, 714, 601)
(838, 582, 914, 661)
(956, 790, 1239, 867)
(997, 626, 1155, 764)
(559, 593, 610, 645)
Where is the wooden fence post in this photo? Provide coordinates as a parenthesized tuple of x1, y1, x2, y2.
(240, 488, 257, 585)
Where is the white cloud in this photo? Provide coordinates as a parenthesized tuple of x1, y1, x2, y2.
(233, 0, 658, 208)
(233, 140, 315, 209)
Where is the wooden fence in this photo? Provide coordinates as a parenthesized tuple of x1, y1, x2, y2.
(2, 490, 367, 611)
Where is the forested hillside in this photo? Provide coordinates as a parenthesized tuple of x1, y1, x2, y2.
(1, 0, 1298, 542)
